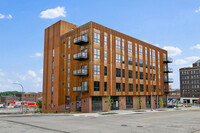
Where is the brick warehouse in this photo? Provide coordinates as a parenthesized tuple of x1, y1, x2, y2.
(42, 20, 173, 113)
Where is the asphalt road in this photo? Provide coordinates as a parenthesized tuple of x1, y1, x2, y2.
(0, 110, 200, 133)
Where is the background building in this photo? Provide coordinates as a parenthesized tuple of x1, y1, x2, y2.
(180, 60, 200, 104)
(42, 20, 172, 113)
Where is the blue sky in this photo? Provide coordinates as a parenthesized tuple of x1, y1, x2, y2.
(0, 0, 200, 92)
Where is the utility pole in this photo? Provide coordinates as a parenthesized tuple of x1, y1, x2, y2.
(13, 83, 24, 114)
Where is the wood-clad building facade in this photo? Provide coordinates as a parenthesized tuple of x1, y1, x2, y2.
(42, 20, 172, 113)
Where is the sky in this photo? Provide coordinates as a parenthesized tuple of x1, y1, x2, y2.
(0, 0, 200, 92)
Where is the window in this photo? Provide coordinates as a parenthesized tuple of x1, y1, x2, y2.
(129, 70, 133, 78)
(153, 63, 156, 70)
(129, 84, 133, 92)
(104, 35, 107, 46)
(153, 85, 156, 92)
(139, 47, 143, 56)
(53, 49, 55, 57)
(122, 56, 125, 64)
(65, 96, 70, 110)
(51, 86, 53, 94)
(122, 69, 125, 77)
(116, 54, 121, 63)
(145, 48, 147, 57)
(152, 51, 155, 60)
(68, 54, 70, 63)
(116, 40, 121, 49)
(68, 83, 70, 92)
(128, 44, 132, 53)
(52, 74, 54, 82)
(135, 45, 137, 54)
(136, 71, 138, 79)
(94, 65, 100, 75)
(94, 81, 100, 91)
(128, 57, 132, 65)
(122, 41, 124, 50)
(123, 83, 125, 91)
(158, 52, 160, 60)
(68, 68, 70, 77)
(116, 83, 121, 92)
(146, 73, 148, 80)
(104, 66, 107, 76)
(94, 32, 100, 43)
(153, 74, 156, 81)
(146, 85, 148, 92)
(145, 61, 148, 68)
(116, 68, 121, 77)
(52, 61, 54, 69)
(139, 59, 143, 67)
(104, 82, 107, 91)
(136, 84, 138, 92)
(140, 72, 143, 80)
(140, 84, 144, 92)
(104, 51, 107, 61)
(94, 48, 100, 59)
(68, 39, 70, 48)
(135, 59, 138, 66)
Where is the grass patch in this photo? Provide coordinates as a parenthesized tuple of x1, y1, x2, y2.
(185, 105, 192, 108)
(134, 110, 146, 112)
(34, 110, 42, 113)
(101, 112, 117, 115)
(175, 108, 181, 110)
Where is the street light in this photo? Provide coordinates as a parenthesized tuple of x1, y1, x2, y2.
(13, 82, 24, 114)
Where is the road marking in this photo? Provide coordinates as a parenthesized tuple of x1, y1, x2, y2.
(138, 113, 185, 120)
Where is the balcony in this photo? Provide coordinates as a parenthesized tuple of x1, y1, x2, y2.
(163, 57, 173, 63)
(164, 78, 173, 83)
(164, 89, 169, 93)
(73, 69, 88, 76)
(73, 50, 88, 60)
(73, 86, 88, 92)
(73, 33, 88, 45)
(164, 68, 173, 73)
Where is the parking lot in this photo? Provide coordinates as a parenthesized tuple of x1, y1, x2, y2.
(0, 109, 200, 133)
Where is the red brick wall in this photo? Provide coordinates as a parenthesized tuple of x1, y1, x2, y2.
(102, 96, 110, 111)
(119, 96, 126, 110)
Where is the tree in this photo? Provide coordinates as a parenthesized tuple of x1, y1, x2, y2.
(37, 100, 42, 109)
(159, 97, 164, 108)
(137, 96, 142, 109)
(175, 99, 179, 108)
(105, 95, 114, 111)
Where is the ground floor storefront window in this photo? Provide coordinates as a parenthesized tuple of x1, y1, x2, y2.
(111, 96, 119, 110)
(92, 96, 102, 111)
(126, 96, 133, 109)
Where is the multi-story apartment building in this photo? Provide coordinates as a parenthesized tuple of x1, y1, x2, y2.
(180, 60, 200, 104)
(42, 20, 172, 113)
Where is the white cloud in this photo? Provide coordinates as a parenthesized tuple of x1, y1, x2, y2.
(40, 6, 66, 19)
(175, 59, 187, 65)
(190, 44, 200, 50)
(0, 13, 5, 19)
(155, 44, 160, 47)
(30, 52, 43, 58)
(39, 69, 43, 74)
(195, 7, 200, 13)
(163, 46, 182, 57)
(7, 14, 12, 19)
(0, 13, 12, 19)
(28, 70, 37, 78)
(175, 56, 200, 66)
(0, 69, 5, 76)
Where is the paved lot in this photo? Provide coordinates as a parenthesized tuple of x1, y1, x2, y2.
(0, 110, 200, 133)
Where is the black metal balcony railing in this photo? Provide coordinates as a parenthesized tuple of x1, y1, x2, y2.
(73, 51, 88, 60)
(163, 57, 173, 63)
(73, 69, 88, 76)
(73, 33, 88, 45)
(164, 78, 173, 83)
(73, 86, 88, 92)
(164, 68, 173, 73)
(164, 89, 169, 93)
